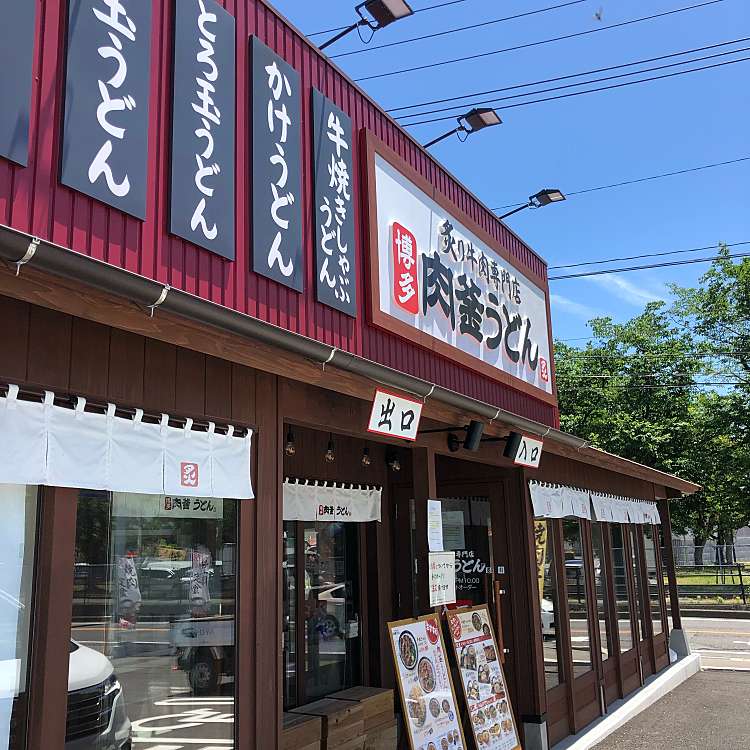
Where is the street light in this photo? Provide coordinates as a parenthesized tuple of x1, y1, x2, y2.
(319, 0, 414, 51)
(497, 188, 566, 220)
(422, 107, 502, 149)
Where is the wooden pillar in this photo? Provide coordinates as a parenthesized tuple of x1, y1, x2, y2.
(27, 487, 78, 749)
(658, 496, 682, 630)
(411, 447, 436, 615)
(253, 372, 282, 748)
(507, 470, 547, 722)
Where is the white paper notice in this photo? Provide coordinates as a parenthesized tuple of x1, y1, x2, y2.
(429, 551, 457, 607)
(427, 498, 444, 552)
(442, 510, 466, 551)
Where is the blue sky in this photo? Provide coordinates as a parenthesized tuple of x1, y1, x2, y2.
(272, 0, 749, 344)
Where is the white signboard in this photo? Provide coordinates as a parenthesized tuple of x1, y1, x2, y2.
(388, 615, 467, 750)
(367, 389, 423, 441)
(506, 433, 544, 468)
(429, 551, 457, 607)
(447, 606, 521, 750)
(373, 153, 552, 396)
(282, 481, 381, 522)
(427, 498, 444, 552)
(113, 493, 224, 519)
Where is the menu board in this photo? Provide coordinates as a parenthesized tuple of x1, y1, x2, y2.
(388, 615, 467, 750)
(446, 606, 521, 750)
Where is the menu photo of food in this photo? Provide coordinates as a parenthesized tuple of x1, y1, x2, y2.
(446, 606, 521, 750)
(388, 617, 467, 750)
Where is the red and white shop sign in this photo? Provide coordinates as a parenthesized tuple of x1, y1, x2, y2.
(367, 388, 423, 441)
(392, 222, 419, 314)
(505, 433, 544, 469)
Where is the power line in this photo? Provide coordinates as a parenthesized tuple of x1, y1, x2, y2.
(555, 381, 741, 388)
(397, 44, 750, 123)
(353, 0, 725, 82)
(549, 251, 750, 280)
(495, 158, 750, 212)
(306, 0, 473, 37)
(549, 240, 750, 270)
(387, 37, 750, 114)
(401, 54, 750, 125)
(331, 0, 587, 59)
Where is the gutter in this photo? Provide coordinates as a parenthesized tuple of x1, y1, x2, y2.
(0, 225, 698, 494)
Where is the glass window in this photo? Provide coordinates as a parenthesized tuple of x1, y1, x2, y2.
(610, 525, 633, 652)
(659, 526, 673, 629)
(441, 497, 494, 607)
(630, 526, 645, 640)
(591, 523, 614, 661)
(0, 485, 38, 750)
(643, 526, 663, 635)
(283, 522, 297, 708)
(69, 491, 237, 748)
(563, 519, 593, 677)
(303, 522, 360, 702)
(534, 520, 563, 690)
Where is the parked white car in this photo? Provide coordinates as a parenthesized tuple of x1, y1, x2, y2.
(541, 598, 556, 638)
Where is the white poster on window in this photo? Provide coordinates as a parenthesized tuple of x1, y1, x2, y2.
(112, 493, 224, 519)
(441, 510, 466, 551)
(427, 498, 444, 552)
(429, 551, 457, 606)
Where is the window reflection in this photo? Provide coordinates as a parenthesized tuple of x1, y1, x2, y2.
(0, 485, 37, 750)
(643, 526, 663, 635)
(591, 523, 614, 660)
(534, 520, 563, 690)
(70, 491, 237, 749)
(610, 525, 633, 652)
(630, 526, 645, 641)
(563, 520, 592, 677)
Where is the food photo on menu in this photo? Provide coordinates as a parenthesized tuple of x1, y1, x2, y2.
(448, 607, 520, 750)
(390, 618, 466, 750)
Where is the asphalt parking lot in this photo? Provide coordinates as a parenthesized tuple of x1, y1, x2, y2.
(593, 669, 750, 749)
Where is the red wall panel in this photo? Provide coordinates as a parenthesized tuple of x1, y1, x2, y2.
(0, 0, 557, 427)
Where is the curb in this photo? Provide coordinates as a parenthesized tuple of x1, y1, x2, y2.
(681, 608, 750, 619)
(552, 653, 702, 750)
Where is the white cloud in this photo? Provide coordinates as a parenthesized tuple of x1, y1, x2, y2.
(587, 274, 666, 306)
(550, 293, 600, 320)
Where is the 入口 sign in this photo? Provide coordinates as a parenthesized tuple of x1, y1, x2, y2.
(504, 432, 543, 468)
(367, 389, 423, 441)
(372, 149, 553, 398)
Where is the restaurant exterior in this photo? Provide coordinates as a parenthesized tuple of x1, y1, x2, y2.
(0, 2, 698, 749)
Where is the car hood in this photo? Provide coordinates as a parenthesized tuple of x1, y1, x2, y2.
(68, 642, 114, 692)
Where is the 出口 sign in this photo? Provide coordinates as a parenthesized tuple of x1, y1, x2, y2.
(371, 148, 553, 398)
(367, 389, 423, 441)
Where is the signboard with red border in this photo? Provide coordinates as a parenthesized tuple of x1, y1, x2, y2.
(367, 388, 423, 441)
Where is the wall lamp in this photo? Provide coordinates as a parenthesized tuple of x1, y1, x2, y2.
(319, 0, 414, 51)
(423, 108, 502, 150)
(497, 188, 566, 220)
(420, 420, 485, 452)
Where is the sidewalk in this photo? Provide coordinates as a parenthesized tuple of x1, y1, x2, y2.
(593, 670, 750, 750)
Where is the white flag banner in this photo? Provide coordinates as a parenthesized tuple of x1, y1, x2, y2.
(283, 480, 381, 522)
(529, 482, 566, 518)
(0, 385, 253, 499)
(0, 386, 47, 485)
(109, 407, 164, 495)
(591, 493, 615, 522)
(46, 396, 109, 490)
(563, 487, 591, 520)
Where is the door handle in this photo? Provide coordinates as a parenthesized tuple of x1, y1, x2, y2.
(494, 580, 507, 663)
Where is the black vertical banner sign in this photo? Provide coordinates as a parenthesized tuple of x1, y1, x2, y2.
(0, 3, 36, 166)
(312, 89, 357, 317)
(250, 36, 303, 292)
(170, 0, 236, 260)
(61, 0, 153, 219)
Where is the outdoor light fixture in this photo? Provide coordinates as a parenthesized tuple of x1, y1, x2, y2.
(498, 188, 566, 220)
(325, 434, 336, 463)
(422, 420, 486, 452)
(284, 427, 296, 457)
(387, 450, 401, 472)
(423, 107, 502, 150)
(362, 444, 372, 467)
(319, 0, 414, 51)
